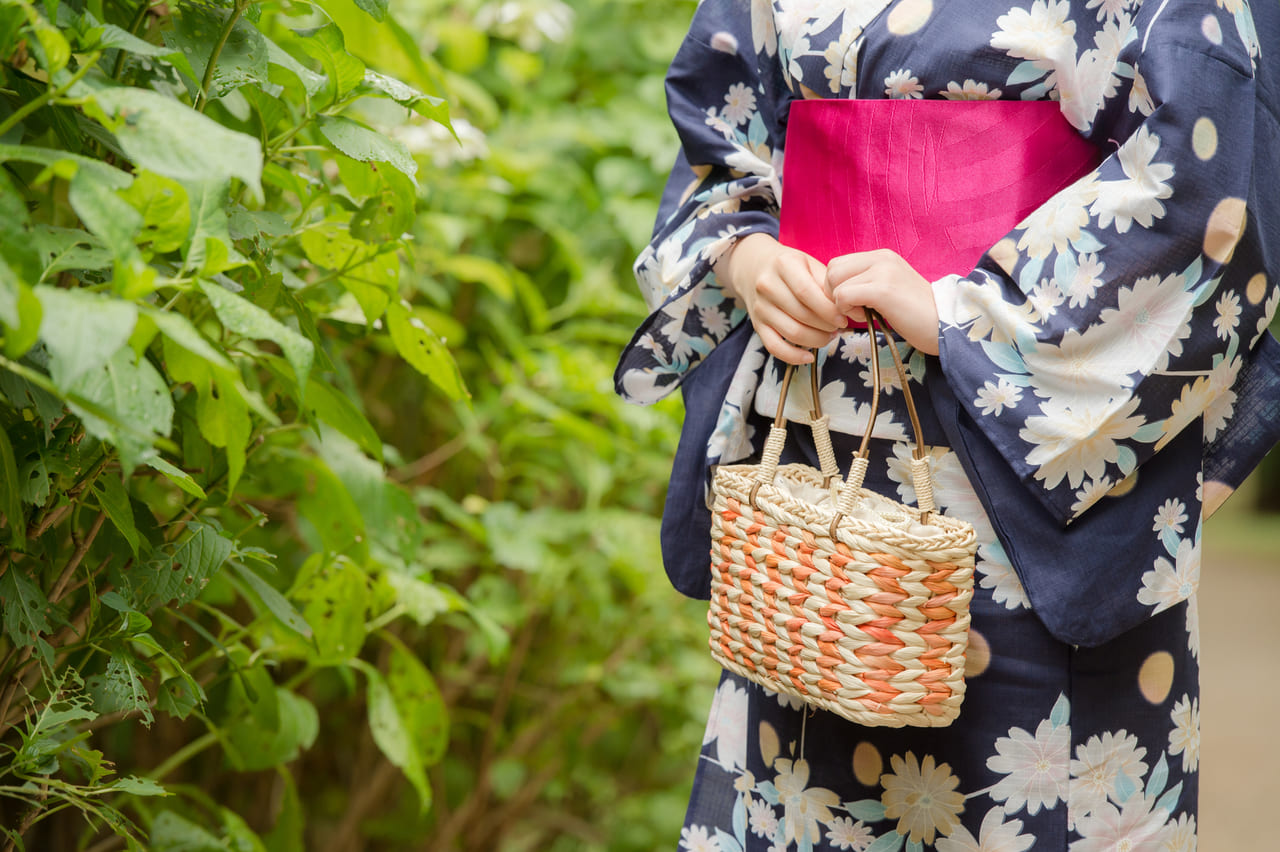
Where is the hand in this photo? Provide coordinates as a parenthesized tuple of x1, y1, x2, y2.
(826, 249, 941, 356)
(714, 233, 844, 364)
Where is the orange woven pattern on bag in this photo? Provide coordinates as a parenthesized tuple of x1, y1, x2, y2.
(707, 468, 975, 728)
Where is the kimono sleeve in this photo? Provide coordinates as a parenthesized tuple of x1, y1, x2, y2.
(614, 0, 786, 405)
(931, 0, 1280, 526)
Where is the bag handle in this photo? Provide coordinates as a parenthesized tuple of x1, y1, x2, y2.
(752, 310, 935, 528)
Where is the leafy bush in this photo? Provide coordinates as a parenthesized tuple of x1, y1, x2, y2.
(1, 0, 711, 849)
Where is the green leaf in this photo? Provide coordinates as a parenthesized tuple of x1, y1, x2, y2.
(200, 281, 314, 392)
(183, 179, 245, 276)
(230, 561, 313, 640)
(291, 23, 365, 101)
(110, 776, 169, 797)
(167, 5, 269, 98)
(147, 308, 232, 372)
(29, 225, 113, 278)
(263, 36, 326, 96)
(151, 810, 223, 852)
(298, 223, 397, 323)
(0, 425, 25, 549)
(0, 566, 52, 646)
(359, 69, 452, 129)
(86, 653, 154, 726)
(92, 473, 139, 556)
(130, 522, 232, 609)
(385, 635, 449, 766)
(293, 554, 369, 664)
(145, 456, 206, 499)
(364, 665, 431, 811)
(67, 168, 145, 281)
(121, 172, 191, 254)
(88, 23, 177, 58)
(35, 286, 138, 389)
(317, 115, 416, 179)
(304, 378, 382, 461)
(90, 87, 263, 197)
(353, 0, 389, 23)
(385, 302, 467, 401)
(385, 573, 458, 627)
(157, 676, 202, 720)
(224, 686, 319, 772)
(66, 347, 174, 474)
(262, 769, 304, 852)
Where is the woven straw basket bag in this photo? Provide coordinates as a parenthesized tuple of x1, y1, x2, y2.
(708, 312, 978, 727)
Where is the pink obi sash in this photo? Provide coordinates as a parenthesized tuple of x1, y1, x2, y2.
(778, 99, 1101, 310)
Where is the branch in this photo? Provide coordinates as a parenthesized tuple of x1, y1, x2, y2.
(194, 0, 251, 114)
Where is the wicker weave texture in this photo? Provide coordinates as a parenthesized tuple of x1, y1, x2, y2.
(708, 464, 977, 728)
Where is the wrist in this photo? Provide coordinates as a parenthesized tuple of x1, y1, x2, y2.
(715, 232, 778, 299)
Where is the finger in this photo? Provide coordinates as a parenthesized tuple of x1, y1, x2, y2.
(757, 324, 815, 365)
(825, 251, 884, 288)
(754, 302, 839, 350)
(761, 279, 843, 333)
(830, 277, 887, 317)
(775, 259, 844, 329)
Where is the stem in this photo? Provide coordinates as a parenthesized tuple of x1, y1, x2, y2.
(147, 730, 218, 782)
(0, 52, 103, 139)
(110, 2, 153, 81)
(194, 1, 250, 114)
(49, 512, 107, 603)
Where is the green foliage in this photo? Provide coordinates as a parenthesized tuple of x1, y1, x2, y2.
(1, 0, 712, 849)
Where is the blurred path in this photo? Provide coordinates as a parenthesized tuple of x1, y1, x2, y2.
(1201, 514, 1280, 848)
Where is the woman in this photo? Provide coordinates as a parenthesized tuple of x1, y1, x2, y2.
(616, 0, 1280, 849)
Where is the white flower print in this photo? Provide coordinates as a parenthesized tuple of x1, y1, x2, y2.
(1068, 730, 1149, 826)
(1066, 13, 1130, 129)
(1015, 172, 1101, 259)
(1022, 324, 1135, 408)
(990, 0, 1077, 65)
(937, 274, 1041, 344)
(773, 758, 841, 847)
(1097, 271, 1196, 375)
(1137, 537, 1200, 615)
(1064, 252, 1107, 308)
(977, 543, 1031, 610)
(1214, 291, 1242, 340)
(941, 79, 1004, 100)
(699, 305, 732, 338)
(735, 770, 756, 793)
(880, 752, 966, 844)
(1070, 794, 1171, 851)
(1152, 499, 1188, 535)
(1071, 476, 1115, 516)
(976, 378, 1024, 417)
(823, 27, 858, 94)
(1155, 376, 1216, 452)
(1029, 278, 1066, 321)
(1128, 65, 1154, 115)
(1168, 695, 1201, 773)
(1164, 812, 1197, 852)
(1090, 127, 1176, 233)
(1203, 354, 1243, 441)
(1186, 591, 1200, 660)
(1021, 396, 1145, 491)
(680, 824, 721, 852)
(1254, 287, 1280, 347)
(703, 678, 750, 770)
(751, 0, 778, 57)
(886, 444, 996, 541)
(987, 717, 1070, 816)
(885, 68, 924, 98)
(748, 796, 780, 838)
(721, 82, 757, 125)
(1086, 0, 1131, 23)
(936, 807, 1035, 852)
(826, 815, 874, 850)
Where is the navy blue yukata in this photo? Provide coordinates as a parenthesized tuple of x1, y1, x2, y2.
(615, 1, 1280, 849)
